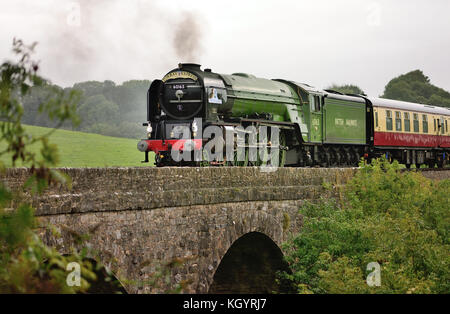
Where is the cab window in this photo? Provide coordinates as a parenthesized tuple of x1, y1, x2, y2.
(312, 96, 321, 112)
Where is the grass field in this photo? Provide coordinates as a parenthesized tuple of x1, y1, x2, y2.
(0, 125, 155, 168)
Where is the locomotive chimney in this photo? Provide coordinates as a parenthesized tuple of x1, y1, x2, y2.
(178, 63, 201, 70)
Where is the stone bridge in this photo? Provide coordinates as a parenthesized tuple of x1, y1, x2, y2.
(2, 167, 357, 293)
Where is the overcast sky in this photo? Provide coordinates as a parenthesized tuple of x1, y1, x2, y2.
(1, 0, 449, 96)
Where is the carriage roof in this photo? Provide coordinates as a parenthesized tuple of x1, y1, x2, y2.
(369, 97, 450, 116)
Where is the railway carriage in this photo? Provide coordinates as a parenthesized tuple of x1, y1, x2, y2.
(371, 98, 450, 168)
(137, 63, 450, 168)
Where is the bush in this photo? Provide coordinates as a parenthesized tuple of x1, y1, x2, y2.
(283, 157, 450, 294)
(0, 39, 98, 293)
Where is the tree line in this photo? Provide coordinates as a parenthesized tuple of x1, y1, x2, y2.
(329, 69, 450, 108)
(20, 69, 450, 141)
(22, 79, 150, 139)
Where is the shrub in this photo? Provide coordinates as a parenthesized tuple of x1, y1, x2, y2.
(283, 157, 450, 294)
(0, 39, 96, 293)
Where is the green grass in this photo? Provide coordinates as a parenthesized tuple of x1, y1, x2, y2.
(0, 125, 155, 168)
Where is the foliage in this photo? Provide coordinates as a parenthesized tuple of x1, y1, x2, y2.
(327, 84, 365, 95)
(0, 39, 102, 293)
(283, 157, 450, 294)
(123, 256, 193, 294)
(1, 41, 79, 169)
(22, 79, 150, 139)
(382, 70, 450, 108)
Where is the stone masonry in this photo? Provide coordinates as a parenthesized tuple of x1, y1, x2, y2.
(2, 167, 359, 293)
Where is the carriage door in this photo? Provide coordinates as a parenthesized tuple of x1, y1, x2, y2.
(309, 94, 323, 143)
(438, 116, 445, 147)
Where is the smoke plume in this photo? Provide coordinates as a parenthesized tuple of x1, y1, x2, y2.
(173, 12, 204, 62)
(19, 0, 206, 86)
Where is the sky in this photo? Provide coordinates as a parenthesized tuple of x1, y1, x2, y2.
(0, 0, 449, 96)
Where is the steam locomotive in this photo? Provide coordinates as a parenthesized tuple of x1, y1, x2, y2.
(138, 63, 450, 168)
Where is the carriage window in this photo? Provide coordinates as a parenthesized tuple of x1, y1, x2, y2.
(395, 111, 402, 131)
(375, 112, 378, 127)
(434, 119, 437, 131)
(386, 110, 393, 131)
(404, 112, 410, 132)
(446, 119, 448, 133)
(413, 113, 419, 132)
(422, 114, 428, 133)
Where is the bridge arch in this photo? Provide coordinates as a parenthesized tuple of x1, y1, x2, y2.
(208, 232, 294, 294)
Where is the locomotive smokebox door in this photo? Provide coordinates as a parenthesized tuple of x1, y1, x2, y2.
(160, 70, 203, 120)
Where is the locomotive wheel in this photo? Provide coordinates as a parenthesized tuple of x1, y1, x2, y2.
(268, 131, 286, 168)
(323, 146, 340, 167)
(353, 149, 361, 167)
(155, 154, 166, 167)
(297, 149, 307, 167)
(322, 147, 331, 167)
(247, 146, 261, 167)
(256, 143, 270, 167)
(320, 147, 329, 167)
(247, 127, 269, 167)
(197, 149, 211, 167)
(228, 148, 249, 167)
(342, 147, 352, 167)
(256, 129, 285, 167)
(259, 129, 270, 167)
(333, 147, 341, 166)
(332, 148, 340, 167)
(278, 132, 286, 167)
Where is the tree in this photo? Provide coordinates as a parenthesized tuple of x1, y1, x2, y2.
(63, 79, 149, 138)
(77, 94, 119, 127)
(72, 81, 105, 99)
(0, 39, 114, 293)
(327, 84, 365, 95)
(382, 70, 450, 107)
(8, 70, 151, 139)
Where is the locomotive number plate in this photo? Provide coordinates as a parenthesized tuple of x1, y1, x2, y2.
(172, 84, 186, 89)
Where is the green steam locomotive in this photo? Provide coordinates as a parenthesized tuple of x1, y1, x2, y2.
(138, 63, 450, 168)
